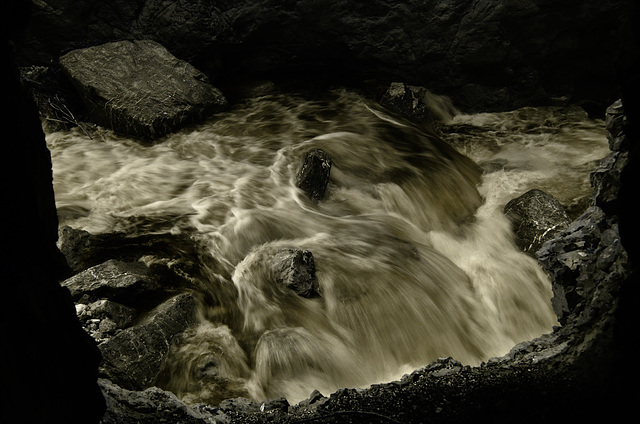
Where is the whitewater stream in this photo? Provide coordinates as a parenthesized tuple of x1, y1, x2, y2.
(46, 89, 609, 405)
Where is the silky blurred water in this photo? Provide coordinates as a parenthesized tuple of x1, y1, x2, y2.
(46, 89, 609, 405)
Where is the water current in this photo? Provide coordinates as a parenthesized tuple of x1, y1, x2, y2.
(46, 89, 609, 405)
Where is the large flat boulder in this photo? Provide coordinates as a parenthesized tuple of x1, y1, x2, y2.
(99, 293, 197, 390)
(59, 40, 227, 140)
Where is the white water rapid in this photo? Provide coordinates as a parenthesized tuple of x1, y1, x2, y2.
(46, 89, 609, 405)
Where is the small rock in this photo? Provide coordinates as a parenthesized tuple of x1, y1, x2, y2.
(272, 248, 320, 298)
(296, 148, 332, 202)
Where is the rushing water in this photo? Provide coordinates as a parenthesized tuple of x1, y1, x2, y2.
(46, 89, 609, 405)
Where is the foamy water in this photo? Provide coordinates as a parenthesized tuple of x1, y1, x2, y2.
(46, 89, 609, 405)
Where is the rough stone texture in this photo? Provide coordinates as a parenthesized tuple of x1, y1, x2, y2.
(272, 248, 320, 298)
(58, 225, 201, 278)
(380, 82, 458, 124)
(296, 148, 332, 202)
(61, 259, 162, 306)
(99, 293, 197, 391)
(14, 0, 631, 113)
(504, 188, 571, 256)
(590, 99, 630, 214)
(76, 299, 138, 343)
(59, 39, 227, 139)
(98, 378, 221, 424)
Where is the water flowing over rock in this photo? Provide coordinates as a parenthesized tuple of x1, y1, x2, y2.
(504, 188, 571, 256)
(99, 293, 197, 391)
(93, 99, 636, 424)
(59, 40, 227, 140)
(296, 148, 332, 202)
(380, 82, 458, 124)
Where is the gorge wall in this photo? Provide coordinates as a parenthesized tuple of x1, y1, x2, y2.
(12, 0, 632, 114)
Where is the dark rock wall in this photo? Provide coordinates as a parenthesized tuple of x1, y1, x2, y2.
(13, 0, 631, 113)
(2, 1, 106, 423)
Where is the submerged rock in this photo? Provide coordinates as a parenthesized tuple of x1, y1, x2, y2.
(504, 188, 571, 256)
(99, 293, 197, 391)
(296, 148, 332, 202)
(272, 248, 320, 298)
(59, 40, 227, 140)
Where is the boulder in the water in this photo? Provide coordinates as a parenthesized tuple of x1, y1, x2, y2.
(504, 189, 571, 256)
(379, 82, 458, 124)
(296, 148, 332, 202)
(272, 248, 320, 298)
(59, 39, 228, 140)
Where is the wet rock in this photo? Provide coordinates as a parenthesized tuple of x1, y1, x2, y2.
(76, 299, 138, 339)
(99, 293, 197, 390)
(98, 378, 221, 424)
(58, 226, 201, 291)
(272, 248, 320, 298)
(61, 259, 163, 308)
(59, 39, 227, 140)
(296, 148, 332, 202)
(590, 100, 629, 214)
(504, 189, 571, 256)
(379, 82, 458, 124)
(537, 206, 628, 325)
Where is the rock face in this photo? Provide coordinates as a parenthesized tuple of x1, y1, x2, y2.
(99, 293, 197, 390)
(296, 148, 332, 202)
(15, 0, 630, 113)
(272, 248, 320, 298)
(59, 39, 227, 139)
(504, 188, 571, 256)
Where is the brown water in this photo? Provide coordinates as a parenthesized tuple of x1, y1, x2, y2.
(46, 89, 608, 405)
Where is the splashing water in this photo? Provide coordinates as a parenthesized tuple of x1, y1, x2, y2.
(46, 89, 609, 405)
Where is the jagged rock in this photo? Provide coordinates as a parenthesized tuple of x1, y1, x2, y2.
(590, 100, 629, 214)
(537, 206, 628, 324)
(272, 248, 320, 298)
(61, 259, 163, 307)
(99, 293, 197, 390)
(504, 188, 571, 256)
(58, 226, 200, 289)
(59, 39, 227, 139)
(296, 148, 332, 202)
(98, 378, 221, 424)
(379, 82, 458, 124)
(76, 299, 138, 340)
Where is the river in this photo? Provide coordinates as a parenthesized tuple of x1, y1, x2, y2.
(45, 88, 609, 405)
